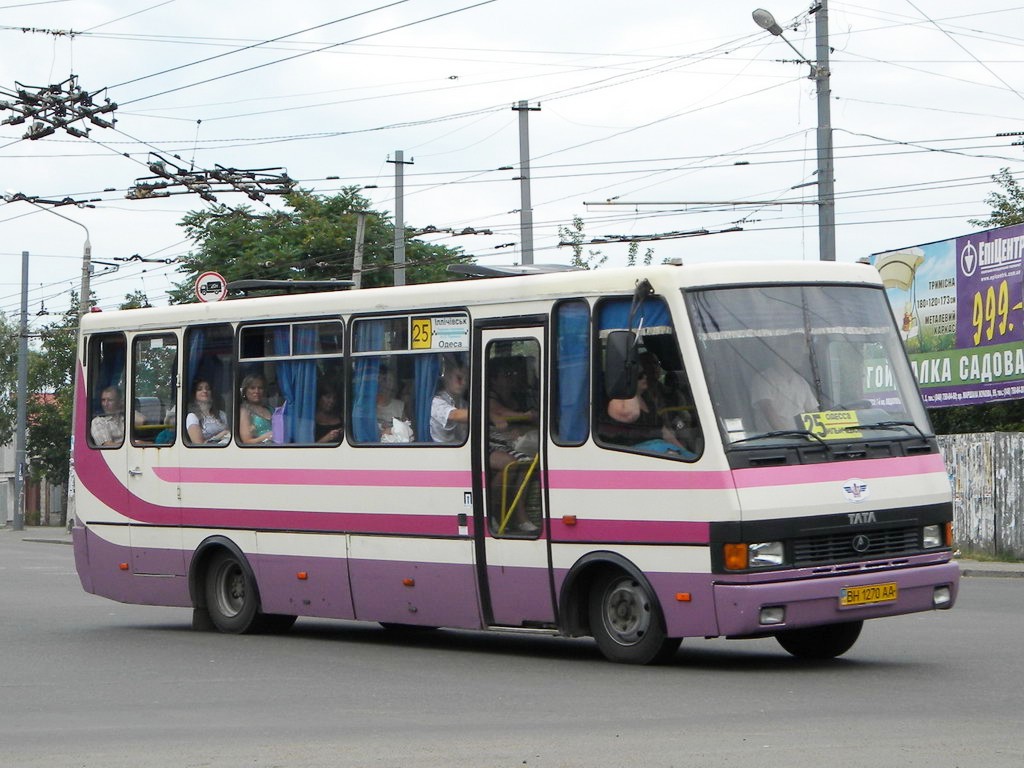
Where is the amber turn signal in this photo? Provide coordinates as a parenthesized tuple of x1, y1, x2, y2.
(723, 543, 748, 571)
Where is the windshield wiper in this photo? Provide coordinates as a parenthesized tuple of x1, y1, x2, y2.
(844, 420, 927, 440)
(730, 429, 832, 451)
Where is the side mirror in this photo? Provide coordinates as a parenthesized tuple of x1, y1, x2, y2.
(604, 330, 639, 399)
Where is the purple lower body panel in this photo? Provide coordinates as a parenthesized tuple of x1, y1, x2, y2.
(74, 525, 192, 608)
(713, 561, 960, 637)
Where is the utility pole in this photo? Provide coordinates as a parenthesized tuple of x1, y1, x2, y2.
(512, 101, 540, 265)
(12, 251, 28, 530)
(814, 0, 836, 262)
(388, 151, 413, 286)
(752, 2, 835, 261)
(352, 211, 367, 289)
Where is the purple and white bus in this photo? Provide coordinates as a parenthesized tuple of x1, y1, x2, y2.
(71, 261, 958, 663)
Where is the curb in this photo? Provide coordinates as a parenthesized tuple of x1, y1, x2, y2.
(21, 537, 73, 546)
(960, 567, 1024, 579)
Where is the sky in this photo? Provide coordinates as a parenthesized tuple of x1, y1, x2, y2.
(1, 0, 1023, 329)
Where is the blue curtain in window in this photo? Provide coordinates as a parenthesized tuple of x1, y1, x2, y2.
(290, 326, 318, 443)
(352, 322, 384, 442)
(352, 358, 381, 442)
(414, 354, 442, 442)
(598, 297, 670, 332)
(187, 328, 205, 394)
(271, 326, 318, 444)
(557, 302, 590, 443)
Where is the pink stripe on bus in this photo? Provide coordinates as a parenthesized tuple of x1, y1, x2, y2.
(732, 453, 946, 488)
(551, 517, 709, 544)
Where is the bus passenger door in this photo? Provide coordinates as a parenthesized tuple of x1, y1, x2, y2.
(477, 326, 554, 627)
(127, 333, 184, 579)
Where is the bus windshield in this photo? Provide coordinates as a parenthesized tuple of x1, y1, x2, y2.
(687, 283, 932, 447)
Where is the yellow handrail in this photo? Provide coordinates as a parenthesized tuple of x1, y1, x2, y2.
(497, 454, 540, 535)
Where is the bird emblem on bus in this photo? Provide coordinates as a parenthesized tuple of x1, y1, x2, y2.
(842, 479, 870, 504)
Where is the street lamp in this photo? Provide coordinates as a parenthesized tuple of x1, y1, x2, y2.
(752, 4, 836, 262)
(3, 191, 93, 531)
(3, 191, 92, 313)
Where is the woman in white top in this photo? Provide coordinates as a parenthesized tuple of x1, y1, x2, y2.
(185, 379, 230, 445)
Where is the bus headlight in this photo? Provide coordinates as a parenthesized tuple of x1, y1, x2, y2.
(923, 524, 942, 549)
(724, 541, 785, 570)
(749, 541, 785, 567)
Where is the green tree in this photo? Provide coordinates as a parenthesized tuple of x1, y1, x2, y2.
(26, 301, 78, 515)
(169, 188, 469, 302)
(969, 168, 1024, 229)
(0, 312, 18, 445)
(558, 215, 607, 270)
(119, 290, 151, 309)
(558, 216, 658, 269)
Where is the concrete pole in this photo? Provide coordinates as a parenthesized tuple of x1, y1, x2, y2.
(814, 0, 836, 262)
(13, 251, 29, 530)
(389, 151, 413, 286)
(513, 101, 540, 265)
(352, 211, 367, 289)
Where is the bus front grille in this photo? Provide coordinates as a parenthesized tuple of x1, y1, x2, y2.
(792, 526, 921, 566)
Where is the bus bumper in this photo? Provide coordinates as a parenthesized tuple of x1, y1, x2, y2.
(712, 561, 960, 637)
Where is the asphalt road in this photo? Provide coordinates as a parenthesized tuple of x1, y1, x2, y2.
(1, 531, 1020, 768)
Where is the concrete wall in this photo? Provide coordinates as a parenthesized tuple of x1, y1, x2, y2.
(938, 433, 1024, 560)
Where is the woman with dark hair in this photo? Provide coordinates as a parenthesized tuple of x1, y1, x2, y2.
(185, 379, 229, 445)
(314, 385, 343, 443)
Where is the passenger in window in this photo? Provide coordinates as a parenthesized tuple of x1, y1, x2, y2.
(186, 379, 230, 445)
(430, 360, 469, 444)
(606, 354, 694, 457)
(91, 386, 125, 447)
(488, 360, 539, 533)
(155, 406, 176, 445)
(314, 384, 343, 443)
(376, 368, 406, 439)
(488, 360, 538, 468)
(239, 374, 274, 445)
(751, 335, 817, 432)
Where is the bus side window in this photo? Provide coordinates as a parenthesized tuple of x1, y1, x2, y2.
(238, 320, 344, 446)
(131, 334, 178, 447)
(595, 298, 702, 462)
(87, 333, 127, 449)
(183, 324, 234, 447)
(552, 300, 590, 445)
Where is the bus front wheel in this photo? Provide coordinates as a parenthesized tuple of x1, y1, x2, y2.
(588, 572, 680, 664)
(775, 620, 863, 659)
(204, 550, 261, 634)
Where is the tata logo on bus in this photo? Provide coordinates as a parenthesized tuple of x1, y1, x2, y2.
(195, 271, 227, 302)
(841, 479, 870, 504)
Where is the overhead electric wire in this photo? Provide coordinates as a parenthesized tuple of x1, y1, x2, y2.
(117, 0, 499, 108)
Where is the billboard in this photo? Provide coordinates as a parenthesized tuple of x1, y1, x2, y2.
(872, 222, 1024, 408)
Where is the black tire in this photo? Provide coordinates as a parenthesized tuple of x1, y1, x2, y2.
(204, 550, 261, 634)
(776, 620, 863, 659)
(588, 572, 681, 665)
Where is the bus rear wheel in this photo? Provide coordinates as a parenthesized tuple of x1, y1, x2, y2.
(589, 572, 680, 665)
(775, 620, 863, 659)
(205, 550, 261, 634)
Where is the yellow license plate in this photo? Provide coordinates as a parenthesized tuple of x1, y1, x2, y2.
(840, 582, 898, 607)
